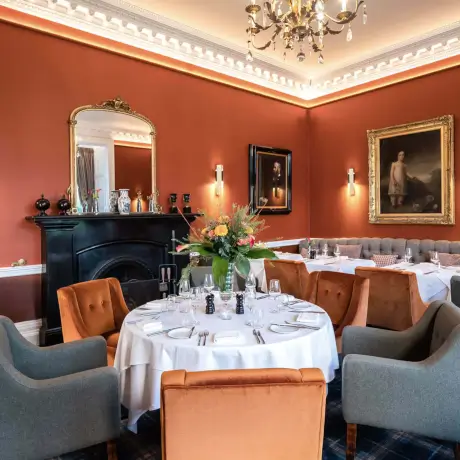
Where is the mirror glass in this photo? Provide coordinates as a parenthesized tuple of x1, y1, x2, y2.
(72, 105, 155, 212)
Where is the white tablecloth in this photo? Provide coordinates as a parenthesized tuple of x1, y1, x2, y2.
(250, 256, 376, 292)
(114, 298, 339, 426)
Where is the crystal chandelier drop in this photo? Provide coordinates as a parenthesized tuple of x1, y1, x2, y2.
(245, 0, 367, 64)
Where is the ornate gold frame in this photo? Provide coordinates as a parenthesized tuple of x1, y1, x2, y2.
(368, 115, 454, 225)
(69, 97, 156, 208)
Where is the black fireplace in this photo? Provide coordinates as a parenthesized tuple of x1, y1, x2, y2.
(26, 213, 198, 345)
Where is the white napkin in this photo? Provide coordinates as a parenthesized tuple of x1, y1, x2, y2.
(296, 313, 320, 324)
(141, 321, 163, 333)
(213, 330, 244, 345)
(140, 301, 162, 312)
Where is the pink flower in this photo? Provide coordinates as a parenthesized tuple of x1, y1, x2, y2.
(208, 230, 215, 239)
(237, 237, 250, 246)
(249, 235, 255, 247)
(176, 244, 190, 252)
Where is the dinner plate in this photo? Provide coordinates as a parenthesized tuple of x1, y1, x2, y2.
(167, 327, 198, 339)
(269, 324, 299, 334)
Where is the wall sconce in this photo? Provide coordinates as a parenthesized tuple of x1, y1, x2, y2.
(348, 168, 356, 196)
(215, 165, 224, 196)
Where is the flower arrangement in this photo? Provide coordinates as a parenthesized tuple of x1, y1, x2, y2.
(88, 188, 102, 200)
(175, 204, 277, 291)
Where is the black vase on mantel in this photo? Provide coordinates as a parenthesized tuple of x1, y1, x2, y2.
(57, 195, 71, 215)
(169, 193, 178, 214)
(183, 193, 192, 214)
(35, 194, 50, 216)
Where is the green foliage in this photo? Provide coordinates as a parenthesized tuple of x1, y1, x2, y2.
(246, 248, 278, 259)
(235, 255, 250, 277)
(212, 256, 229, 291)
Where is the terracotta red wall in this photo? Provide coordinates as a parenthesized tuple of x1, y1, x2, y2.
(0, 21, 309, 271)
(309, 66, 460, 239)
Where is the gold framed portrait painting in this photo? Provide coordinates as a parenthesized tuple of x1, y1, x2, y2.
(368, 115, 454, 225)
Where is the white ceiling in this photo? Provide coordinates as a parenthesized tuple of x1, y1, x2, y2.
(124, 0, 460, 78)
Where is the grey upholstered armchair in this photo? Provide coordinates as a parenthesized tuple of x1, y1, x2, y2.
(0, 316, 120, 460)
(451, 275, 460, 308)
(342, 301, 460, 460)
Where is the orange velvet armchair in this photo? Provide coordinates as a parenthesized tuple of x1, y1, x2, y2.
(57, 278, 130, 366)
(354, 267, 427, 331)
(264, 259, 310, 300)
(305, 271, 369, 351)
(161, 368, 326, 460)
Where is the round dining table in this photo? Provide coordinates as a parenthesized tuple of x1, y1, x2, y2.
(114, 296, 339, 428)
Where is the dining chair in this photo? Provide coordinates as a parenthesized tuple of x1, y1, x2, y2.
(0, 315, 119, 460)
(264, 259, 310, 299)
(57, 277, 130, 366)
(161, 368, 326, 460)
(355, 267, 427, 331)
(305, 271, 369, 351)
(342, 300, 460, 460)
(450, 275, 460, 308)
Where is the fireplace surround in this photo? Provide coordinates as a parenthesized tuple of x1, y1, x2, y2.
(26, 213, 198, 345)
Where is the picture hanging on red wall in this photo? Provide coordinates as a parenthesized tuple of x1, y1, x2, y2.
(249, 145, 292, 215)
(368, 115, 454, 225)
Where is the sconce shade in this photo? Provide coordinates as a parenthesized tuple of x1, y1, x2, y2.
(215, 165, 224, 196)
(348, 168, 355, 196)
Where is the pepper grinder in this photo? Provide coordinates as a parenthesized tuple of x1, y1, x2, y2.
(235, 293, 244, 314)
(182, 193, 192, 214)
(205, 293, 215, 314)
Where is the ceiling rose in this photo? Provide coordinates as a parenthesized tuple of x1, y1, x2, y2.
(245, 0, 367, 64)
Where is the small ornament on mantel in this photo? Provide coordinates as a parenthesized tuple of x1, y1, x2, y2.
(236, 293, 244, 314)
(57, 194, 71, 215)
(35, 194, 50, 216)
(205, 293, 215, 314)
(169, 193, 178, 214)
(182, 193, 192, 214)
(136, 190, 143, 213)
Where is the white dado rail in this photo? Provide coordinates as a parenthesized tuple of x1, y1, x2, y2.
(2, 238, 305, 345)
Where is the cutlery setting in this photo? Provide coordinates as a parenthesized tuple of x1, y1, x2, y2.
(284, 320, 320, 330)
(197, 330, 209, 346)
(253, 329, 265, 344)
(256, 295, 270, 300)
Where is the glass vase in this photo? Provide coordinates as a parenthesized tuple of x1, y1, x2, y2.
(224, 262, 235, 292)
(93, 199, 99, 214)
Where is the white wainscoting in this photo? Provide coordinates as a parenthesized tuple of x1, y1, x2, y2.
(0, 264, 44, 278)
(16, 319, 42, 345)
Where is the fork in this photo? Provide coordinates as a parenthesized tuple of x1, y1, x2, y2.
(253, 329, 261, 344)
(197, 331, 204, 346)
(203, 330, 209, 346)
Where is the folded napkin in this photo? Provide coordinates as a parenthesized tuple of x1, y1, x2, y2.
(296, 313, 321, 325)
(213, 330, 244, 345)
(141, 321, 163, 333)
(139, 301, 163, 312)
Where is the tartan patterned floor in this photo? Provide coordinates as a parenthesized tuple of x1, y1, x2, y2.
(59, 368, 455, 460)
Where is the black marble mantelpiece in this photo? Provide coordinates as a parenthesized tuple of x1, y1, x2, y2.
(27, 213, 198, 345)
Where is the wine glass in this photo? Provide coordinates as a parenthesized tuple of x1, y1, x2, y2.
(405, 247, 412, 263)
(245, 271, 256, 290)
(270, 293, 289, 314)
(252, 307, 264, 329)
(179, 279, 191, 299)
(269, 279, 281, 301)
(334, 245, 341, 259)
(244, 289, 256, 326)
(219, 290, 233, 320)
(203, 274, 214, 294)
(431, 251, 440, 268)
(323, 243, 329, 257)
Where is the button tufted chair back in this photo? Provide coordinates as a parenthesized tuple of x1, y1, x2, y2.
(355, 267, 427, 331)
(430, 302, 460, 355)
(305, 271, 369, 351)
(58, 278, 129, 366)
(264, 259, 310, 300)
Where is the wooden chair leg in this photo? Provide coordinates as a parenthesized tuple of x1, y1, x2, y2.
(454, 443, 460, 460)
(107, 440, 117, 460)
(346, 423, 357, 460)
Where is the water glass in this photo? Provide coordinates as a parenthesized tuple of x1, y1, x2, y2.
(203, 274, 214, 294)
(269, 279, 281, 301)
(179, 279, 191, 299)
(252, 307, 264, 329)
(219, 290, 233, 320)
(245, 271, 256, 290)
(405, 247, 412, 263)
(179, 301, 190, 314)
(167, 294, 177, 311)
(323, 243, 329, 257)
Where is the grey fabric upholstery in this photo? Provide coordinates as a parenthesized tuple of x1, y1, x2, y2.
(342, 301, 460, 443)
(0, 316, 120, 460)
(308, 238, 460, 263)
(450, 275, 460, 308)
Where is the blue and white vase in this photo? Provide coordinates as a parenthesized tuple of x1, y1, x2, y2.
(109, 190, 119, 213)
(118, 189, 131, 215)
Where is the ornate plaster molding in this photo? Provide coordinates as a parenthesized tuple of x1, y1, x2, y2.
(2, 0, 460, 100)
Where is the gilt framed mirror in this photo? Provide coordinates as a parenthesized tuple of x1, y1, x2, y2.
(69, 97, 156, 213)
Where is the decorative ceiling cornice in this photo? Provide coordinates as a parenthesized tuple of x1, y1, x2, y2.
(1, 0, 460, 101)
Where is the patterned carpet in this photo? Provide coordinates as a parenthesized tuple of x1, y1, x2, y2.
(58, 368, 455, 460)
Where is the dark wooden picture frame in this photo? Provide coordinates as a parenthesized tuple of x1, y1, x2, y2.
(249, 144, 292, 215)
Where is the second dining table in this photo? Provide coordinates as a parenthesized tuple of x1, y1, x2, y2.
(114, 294, 339, 428)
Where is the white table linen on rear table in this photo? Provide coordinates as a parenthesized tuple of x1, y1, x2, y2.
(114, 299, 339, 426)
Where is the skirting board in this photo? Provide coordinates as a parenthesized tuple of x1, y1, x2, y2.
(16, 318, 42, 346)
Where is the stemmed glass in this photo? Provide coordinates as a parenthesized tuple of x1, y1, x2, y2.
(431, 251, 440, 268)
(323, 243, 329, 257)
(271, 293, 289, 314)
(245, 271, 256, 290)
(203, 274, 214, 295)
(405, 248, 412, 263)
(334, 245, 341, 259)
(269, 279, 281, 301)
(252, 307, 264, 329)
(219, 290, 233, 320)
(244, 288, 257, 326)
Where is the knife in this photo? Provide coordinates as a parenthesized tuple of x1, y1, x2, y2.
(285, 321, 320, 330)
(288, 310, 326, 314)
(257, 330, 266, 344)
(253, 329, 260, 343)
(188, 326, 196, 338)
(257, 295, 270, 300)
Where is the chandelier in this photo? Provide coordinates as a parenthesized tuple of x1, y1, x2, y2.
(245, 0, 367, 64)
